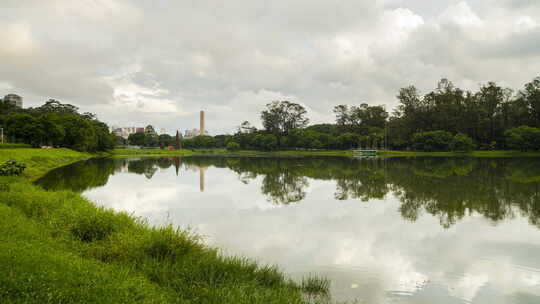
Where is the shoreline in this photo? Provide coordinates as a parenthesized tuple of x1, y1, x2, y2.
(112, 148, 540, 158)
(0, 148, 329, 303)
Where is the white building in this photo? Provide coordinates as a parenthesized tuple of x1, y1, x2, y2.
(3, 94, 23, 108)
(112, 127, 138, 139)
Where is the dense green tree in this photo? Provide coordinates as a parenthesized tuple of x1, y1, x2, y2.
(505, 126, 540, 151)
(476, 82, 505, 144)
(519, 77, 540, 127)
(33, 99, 80, 115)
(226, 141, 240, 151)
(128, 133, 146, 146)
(333, 103, 388, 135)
(38, 114, 66, 146)
(261, 101, 309, 146)
(306, 123, 338, 136)
(213, 134, 232, 148)
(412, 131, 453, 152)
(184, 136, 216, 149)
(61, 115, 98, 151)
(336, 133, 359, 149)
(4, 113, 44, 146)
(251, 134, 276, 151)
(159, 134, 174, 147)
(0, 99, 115, 151)
(451, 133, 475, 152)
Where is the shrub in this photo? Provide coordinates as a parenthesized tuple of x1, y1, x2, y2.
(253, 134, 277, 151)
(505, 126, 540, 151)
(412, 130, 453, 151)
(451, 133, 475, 152)
(69, 208, 132, 242)
(226, 141, 241, 151)
(0, 160, 26, 176)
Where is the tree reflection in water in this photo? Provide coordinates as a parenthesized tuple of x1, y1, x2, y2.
(36, 156, 540, 229)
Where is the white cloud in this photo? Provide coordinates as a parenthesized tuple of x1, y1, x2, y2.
(0, 0, 539, 133)
(440, 1, 484, 27)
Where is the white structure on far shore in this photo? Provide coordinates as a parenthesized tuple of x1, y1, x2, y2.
(2, 94, 23, 108)
(111, 127, 138, 139)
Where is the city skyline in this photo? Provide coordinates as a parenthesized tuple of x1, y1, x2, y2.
(110, 110, 210, 138)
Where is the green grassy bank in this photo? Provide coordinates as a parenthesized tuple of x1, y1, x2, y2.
(113, 148, 540, 158)
(113, 148, 354, 157)
(0, 148, 95, 180)
(0, 148, 329, 304)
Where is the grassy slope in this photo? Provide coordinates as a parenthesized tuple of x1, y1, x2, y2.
(113, 148, 540, 158)
(0, 148, 95, 180)
(0, 148, 328, 304)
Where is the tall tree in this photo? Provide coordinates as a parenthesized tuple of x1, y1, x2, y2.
(261, 101, 309, 145)
(520, 77, 540, 127)
(175, 130, 182, 150)
(476, 82, 505, 143)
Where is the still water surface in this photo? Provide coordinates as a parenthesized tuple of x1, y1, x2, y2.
(37, 156, 540, 303)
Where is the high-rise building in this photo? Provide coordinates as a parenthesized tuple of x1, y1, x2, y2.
(3, 94, 23, 108)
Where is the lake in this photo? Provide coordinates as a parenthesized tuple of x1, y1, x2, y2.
(36, 156, 540, 303)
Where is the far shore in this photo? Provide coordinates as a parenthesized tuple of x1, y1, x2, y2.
(112, 148, 540, 158)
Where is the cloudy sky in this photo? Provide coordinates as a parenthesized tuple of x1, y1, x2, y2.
(1, 0, 539, 134)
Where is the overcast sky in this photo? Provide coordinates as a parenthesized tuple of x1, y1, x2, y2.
(1, 0, 539, 134)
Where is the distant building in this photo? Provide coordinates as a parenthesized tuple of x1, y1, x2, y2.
(111, 127, 138, 139)
(2, 94, 23, 108)
(159, 128, 167, 135)
(184, 128, 199, 138)
(200, 111, 205, 136)
(111, 125, 166, 139)
(184, 128, 209, 138)
(144, 125, 157, 137)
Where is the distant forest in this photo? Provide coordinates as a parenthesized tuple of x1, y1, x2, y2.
(2, 76, 540, 152)
(183, 76, 540, 152)
(0, 100, 114, 152)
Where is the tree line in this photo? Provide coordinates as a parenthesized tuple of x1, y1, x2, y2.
(125, 76, 540, 152)
(12, 75, 538, 152)
(0, 99, 115, 151)
(223, 76, 540, 151)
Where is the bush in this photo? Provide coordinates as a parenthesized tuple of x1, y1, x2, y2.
(0, 160, 26, 176)
(69, 209, 129, 242)
(451, 133, 475, 152)
(253, 134, 277, 151)
(412, 130, 453, 151)
(505, 126, 540, 151)
(226, 141, 241, 151)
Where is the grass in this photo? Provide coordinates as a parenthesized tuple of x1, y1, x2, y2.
(0, 148, 331, 304)
(378, 150, 540, 157)
(113, 148, 355, 157)
(0, 148, 95, 180)
(113, 148, 196, 156)
(113, 148, 540, 158)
